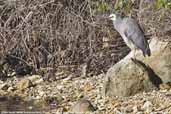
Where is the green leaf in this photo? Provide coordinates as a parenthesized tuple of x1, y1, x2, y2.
(114, 0, 132, 14)
(96, 1, 109, 13)
(159, 10, 165, 21)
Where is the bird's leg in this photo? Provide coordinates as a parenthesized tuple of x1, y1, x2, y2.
(134, 49, 136, 60)
(131, 49, 136, 60)
(132, 49, 137, 73)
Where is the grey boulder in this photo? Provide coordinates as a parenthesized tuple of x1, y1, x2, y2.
(103, 38, 170, 97)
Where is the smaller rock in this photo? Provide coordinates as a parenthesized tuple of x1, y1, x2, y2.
(56, 85, 63, 90)
(16, 79, 33, 90)
(125, 106, 133, 113)
(142, 101, 153, 113)
(35, 96, 41, 99)
(28, 75, 43, 85)
(114, 108, 122, 114)
(38, 90, 45, 97)
(133, 105, 138, 113)
(142, 101, 153, 109)
(0, 83, 9, 91)
(81, 64, 88, 77)
(159, 82, 171, 90)
(44, 95, 64, 106)
(28, 106, 33, 110)
(34, 99, 47, 108)
(7, 86, 15, 92)
(71, 99, 95, 113)
(136, 112, 144, 114)
(83, 83, 93, 92)
(63, 75, 73, 82)
(53, 95, 64, 104)
(0, 80, 4, 84)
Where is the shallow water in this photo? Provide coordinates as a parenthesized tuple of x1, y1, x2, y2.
(0, 96, 57, 113)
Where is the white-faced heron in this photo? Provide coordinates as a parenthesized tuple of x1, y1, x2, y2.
(109, 13, 151, 57)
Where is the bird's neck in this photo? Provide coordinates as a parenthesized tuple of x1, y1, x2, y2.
(113, 18, 123, 31)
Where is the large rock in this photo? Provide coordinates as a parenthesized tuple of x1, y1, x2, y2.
(103, 38, 171, 97)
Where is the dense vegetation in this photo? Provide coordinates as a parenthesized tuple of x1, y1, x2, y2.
(0, 0, 171, 78)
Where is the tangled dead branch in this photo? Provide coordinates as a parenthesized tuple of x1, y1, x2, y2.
(0, 0, 170, 77)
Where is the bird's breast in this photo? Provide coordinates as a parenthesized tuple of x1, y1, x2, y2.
(122, 34, 137, 50)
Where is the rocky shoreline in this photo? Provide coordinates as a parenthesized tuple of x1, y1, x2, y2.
(0, 73, 171, 114)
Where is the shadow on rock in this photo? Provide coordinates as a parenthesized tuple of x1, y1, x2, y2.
(131, 58, 162, 88)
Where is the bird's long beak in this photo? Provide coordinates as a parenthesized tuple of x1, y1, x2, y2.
(109, 15, 113, 18)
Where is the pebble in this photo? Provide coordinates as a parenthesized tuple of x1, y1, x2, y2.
(28, 75, 43, 85)
(56, 85, 63, 90)
(114, 108, 122, 114)
(0, 83, 8, 90)
(142, 101, 153, 113)
(133, 105, 138, 113)
(16, 79, 32, 90)
(7, 86, 14, 92)
(38, 91, 45, 97)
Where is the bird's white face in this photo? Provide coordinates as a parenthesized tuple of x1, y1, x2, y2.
(109, 14, 116, 21)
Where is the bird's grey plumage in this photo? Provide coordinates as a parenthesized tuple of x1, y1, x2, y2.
(110, 14, 151, 56)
